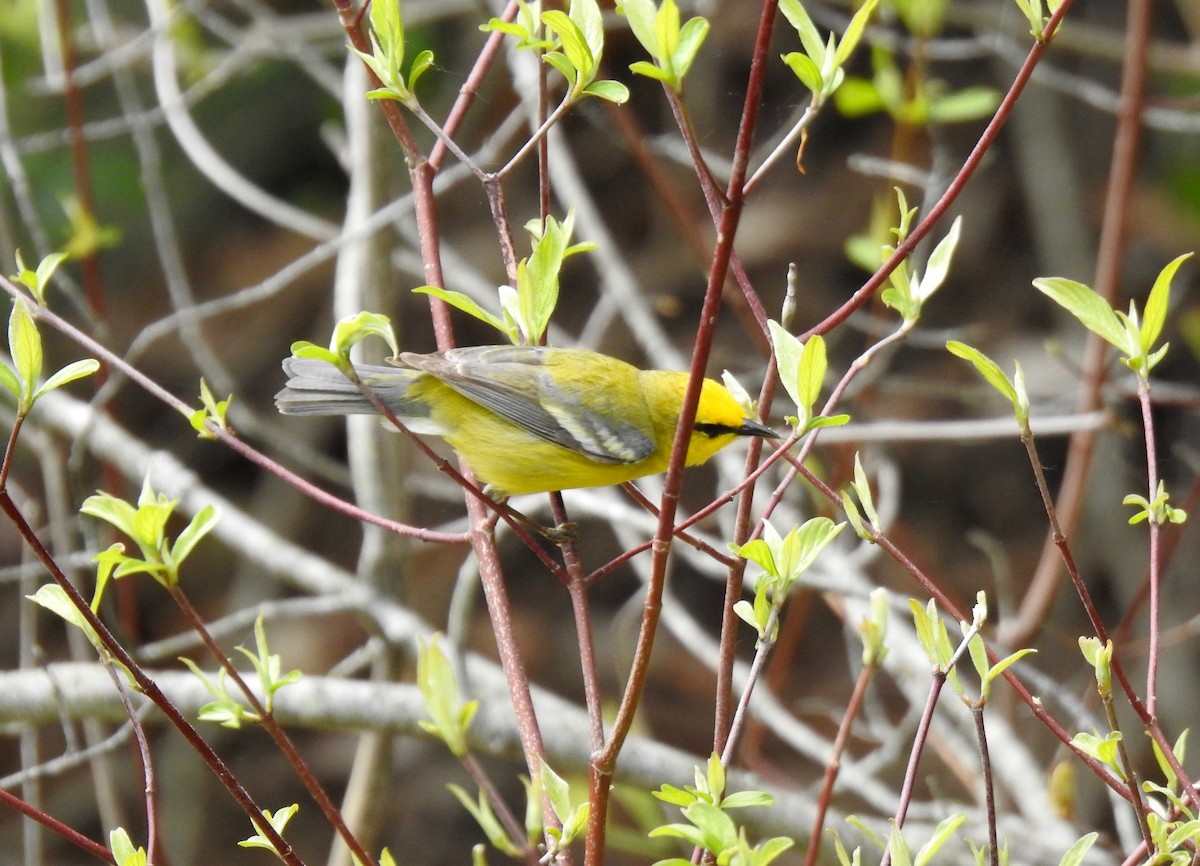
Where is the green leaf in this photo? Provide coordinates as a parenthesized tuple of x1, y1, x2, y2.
(9, 299, 42, 409)
(1033, 277, 1128, 352)
(782, 52, 823, 94)
(985, 647, 1036, 685)
(617, 0, 659, 58)
(945, 341, 1024, 424)
(778, 0, 825, 67)
(834, 0, 880, 67)
(797, 333, 827, 411)
(1142, 252, 1192, 355)
(35, 358, 100, 402)
(330, 311, 399, 364)
(109, 828, 147, 866)
(914, 815, 966, 866)
(928, 86, 1000, 123)
(447, 785, 523, 857)
(915, 215, 962, 303)
(629, 60, 671, 82)
(408, 49, 435, 94)
(540, 761, 573, 825)
(418, 634, 474, 756)
(28, 584, 103, 649)
(170, 505, 219, 568)
(719, 790, 774, 809)
(584, 79, 630, 103)
(672, 16, 709, 81)
(413, 286, 510, 338)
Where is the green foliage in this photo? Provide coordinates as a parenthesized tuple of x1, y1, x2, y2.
(859, 587, 890, 667)
(1070, 730, 1124, 778)
(350, 0, 434, 104)
(1078, 637, 1113, 699)
(80, 476, 219, 590)
(178, 658, 249, 728)
(778, 0, 878, 101)
(1123, 480, 1187, 526)
(0, 297, 99, 416)
(618, 0, 709, 94)
(290, 311, 400, 374)
(908, 597, 964, 694)
(840, 452, 881, 541)
(177, 616, 298, 728)
(650, 756, 790, 866)
(238, 804, 299, 854)
(416, 634, 478, 757)
(416, 212, 594, 345)
(61, 197, 122, 260)
(877, 190, 963, 323)
(447, 785, 525, 857)
(189, 378, 232, 440)
(540, 761, 590, 857)
(237, 614, 302, 714)
(485, 0, 627, 103)
(1009, 0, 1064, 40)
(108, 828, 147, 866)
(834, 45, 998, 125)
(541, 0, 629, 103)
(482, 1, 553, 52)
(9, 249, 66, 305)
(1056, 833, 1098, 866)
(730, 517, 844, 643)
(1033, 252, 1192, 377)
(767, 324, 850, 432)
(945, 341, 1030, 428)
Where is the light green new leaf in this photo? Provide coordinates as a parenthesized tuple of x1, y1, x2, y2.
(834, 0, 880, 67)
(768, 320, 806, 416)
(1033, 277, 1128, 352)
(797, 333, 828, 411)
(914, 814, 966, 866)
(10, 299, 42, 407)
(1057, 833, 1098, 866)
(36, 359, 99, 402)
(542, 11, 593, 87)
(729, 537, 777, 578)
(570, 0, 605, 60)
(1141, 252, 1192, 355)
(778, 0, 825, 67)
(330, 311, 400, 363)
(414, 287, 509, 339)
(618, 0, 659, 58)
(170, 505, 219, 568)
(945, 341, 1025, 424)
(584, 80, 630, 102)
(672, 16, 709, 80)
(782, 51, 823, 94)
(916, 215, 962, 302)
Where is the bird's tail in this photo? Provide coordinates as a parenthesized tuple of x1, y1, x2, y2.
(275, 357, 424, 417)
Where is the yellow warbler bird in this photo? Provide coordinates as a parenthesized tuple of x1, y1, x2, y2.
(275, 345, 778, 497)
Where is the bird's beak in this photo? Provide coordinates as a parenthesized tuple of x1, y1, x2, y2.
(736, 419, 781, 439)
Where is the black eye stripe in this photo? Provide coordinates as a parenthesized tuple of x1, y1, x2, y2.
(694, 422, 736, 438)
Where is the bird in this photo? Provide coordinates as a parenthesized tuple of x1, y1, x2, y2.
(275, 345, 779, 497)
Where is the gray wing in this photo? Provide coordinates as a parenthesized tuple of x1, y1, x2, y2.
(399, 346, 655, 464)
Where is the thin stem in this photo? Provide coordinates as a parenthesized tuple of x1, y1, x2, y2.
(461, 751, 541, 865)
(1100, 690, 1154, 849)
(971, 706, 999, 866)
(551, 493, 605, 752)
(792, 460, 1133, 803)
(0, 787, 115, 864)
(1138, 379, 1162, 717)
(1001, 0, 1151, 647)
(802, 663, 875, 866)
(0, 492, 303, 865)
(800, 0, 1075, 342)
(169, 587, 378, 866)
